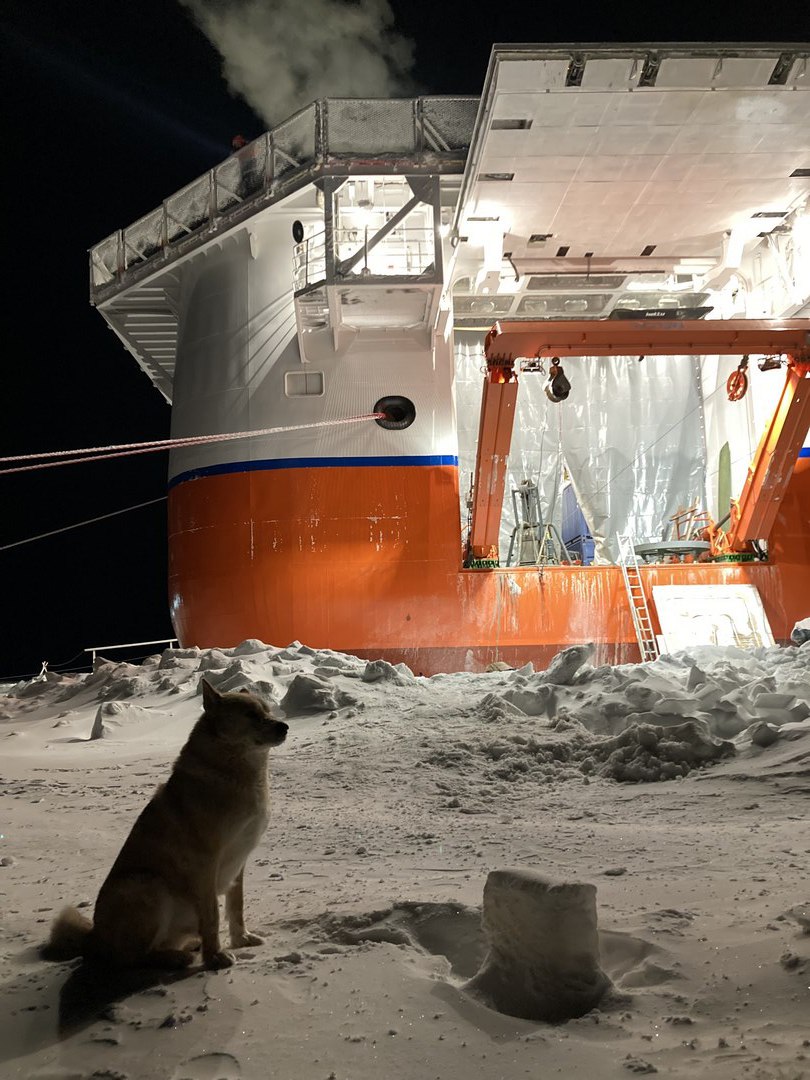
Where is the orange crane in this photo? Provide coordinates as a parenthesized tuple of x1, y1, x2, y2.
(465, 318, 810, 566)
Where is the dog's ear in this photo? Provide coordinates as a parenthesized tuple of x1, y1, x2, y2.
(201, 678, 222, 712)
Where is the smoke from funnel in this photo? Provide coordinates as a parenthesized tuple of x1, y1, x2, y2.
(180, 0, 416, 127)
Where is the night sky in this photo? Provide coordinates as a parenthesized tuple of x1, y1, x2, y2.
(2, 1, 809, 679)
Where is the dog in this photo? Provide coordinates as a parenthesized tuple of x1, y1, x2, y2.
(44, 679, 288, 970)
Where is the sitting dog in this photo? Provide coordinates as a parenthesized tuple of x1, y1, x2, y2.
(44, 679, 288, 970)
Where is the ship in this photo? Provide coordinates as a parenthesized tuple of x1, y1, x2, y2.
(89, 44, 810, 675)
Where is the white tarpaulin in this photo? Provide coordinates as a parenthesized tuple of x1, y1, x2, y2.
(455, 334, 564, 556)
(559, 353, 708, 561)
(454, 336, 709, 562)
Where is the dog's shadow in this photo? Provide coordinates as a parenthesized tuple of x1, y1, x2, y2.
(0, 952, 193, 1066)
(58, 958, 192, 1036)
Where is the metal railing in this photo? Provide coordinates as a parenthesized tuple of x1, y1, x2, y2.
(90, 96, 477, 302)
(293, 230, 328, 292)
(293, 226, 436, 292)
(85, 637, 179, 665)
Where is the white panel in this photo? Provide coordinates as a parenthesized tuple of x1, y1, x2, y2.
(655, 58, 733, 88)
(497, 59, 569, 91)
(589, 126, 678, 156)
(709, 58, 780, 87)
(655, 57, 781, 89)
(491, 93, 554, 119)
(572, 156, 662, 182)
(580, 58, 639, 89)
(687, 89, 806, 125)
(461, 47, 810, 273)
(607, 91, 705, 125)
(652, 585, 774, 650)
(787, 58, 810, 85)
(755, 127, 810, 153)
(508, 91, 612, 128)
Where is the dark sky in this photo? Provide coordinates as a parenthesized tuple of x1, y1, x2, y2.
(1, 1, 809, 679)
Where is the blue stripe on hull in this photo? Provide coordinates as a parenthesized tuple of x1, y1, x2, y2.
(168, 454, 459, 490)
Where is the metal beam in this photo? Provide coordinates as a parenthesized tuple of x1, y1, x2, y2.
(336, 194, 422, 276)
(485, 319, 810, 361)
(730, 359, 810, 546)
(467, 363, 519, 562)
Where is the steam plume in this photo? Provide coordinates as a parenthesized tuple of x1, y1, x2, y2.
(180, 0, 416, 127)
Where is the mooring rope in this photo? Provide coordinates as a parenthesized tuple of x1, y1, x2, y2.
(0, 413, 385, 476)
(0, 496, 168, 553)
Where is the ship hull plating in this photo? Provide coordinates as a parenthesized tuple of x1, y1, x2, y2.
(168, 458, 810, 675)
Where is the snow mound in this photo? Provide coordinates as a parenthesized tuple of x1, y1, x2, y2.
(197, 649, 233, 671)
(279, 674, 358, 715)
(500, 681, 557, 717)
(584, 721, 734, 782)
(785, 903, 810, 932)
(198, 660, 279, 702)
(540, 643, 596, 685)
(3, 639, 808, 788)
(87, 701, 175, 742)
(231, 638, 276, 656)
(476, 693, 527, 724)
(158, 647, 201, 669)
(425, 711, 732, 784)
(361, 659, 416, 684)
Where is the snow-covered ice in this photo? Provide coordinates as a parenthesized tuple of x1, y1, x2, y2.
(1, 639, 810, 1078)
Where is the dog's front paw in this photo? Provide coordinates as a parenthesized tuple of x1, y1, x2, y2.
(231, 931, 264, 948)
(204, 949, 236, 970)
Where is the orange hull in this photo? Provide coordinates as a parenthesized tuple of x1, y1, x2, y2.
(168, 458, 810, 675)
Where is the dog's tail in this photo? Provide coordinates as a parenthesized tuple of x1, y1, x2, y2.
(42, 906, 94, 960)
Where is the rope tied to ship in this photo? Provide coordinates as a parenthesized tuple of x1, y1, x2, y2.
(0, 413, 387, 476)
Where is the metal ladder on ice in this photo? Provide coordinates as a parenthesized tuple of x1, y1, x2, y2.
(617, 534, 660, 663)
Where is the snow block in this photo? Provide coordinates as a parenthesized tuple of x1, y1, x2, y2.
(465, 868, 611, 1022)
